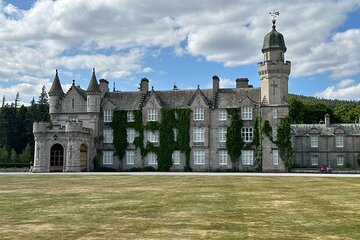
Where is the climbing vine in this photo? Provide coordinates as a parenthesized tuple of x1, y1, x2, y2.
(112, 108, 191, 171)
(111, 110, 128, 160)
(226, 108, 244, 171)
(276, 117, 293, 171)
(253, 116, 262, 171)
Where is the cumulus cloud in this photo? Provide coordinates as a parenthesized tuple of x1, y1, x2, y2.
(0, 0, 359, 103)
(315, 79, 360, 100)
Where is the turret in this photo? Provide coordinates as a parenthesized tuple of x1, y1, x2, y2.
(86, 68, 101, 113)
(48, 69, 64, 114)
(258, 16, 291, 105)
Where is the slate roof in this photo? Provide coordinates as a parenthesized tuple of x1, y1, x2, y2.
(291, 123, 360, 136)
(86, 69, 101, 93)
(104, 86, 261, 109)
(217, 88, 260, 108)
(106, 92, 144, 109)
(49, 70, 64, 96)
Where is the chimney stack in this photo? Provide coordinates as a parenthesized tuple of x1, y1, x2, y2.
(325, 114, 330, 127)
(99, 79, 109, 98)
(236, 78, 249, 88)
(140, 78, 149, 94)
(212, 75, 220, 92)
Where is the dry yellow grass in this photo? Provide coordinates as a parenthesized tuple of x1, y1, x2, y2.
(0, 174, 359, 239)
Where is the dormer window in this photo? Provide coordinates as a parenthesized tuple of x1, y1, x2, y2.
(104, 110, 113, 122)
(194, 107, 204, 121)
(241, 107, 252, 120)
(147, 109, 158, 122)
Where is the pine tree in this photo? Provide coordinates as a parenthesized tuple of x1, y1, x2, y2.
(14, 92, 20, 108)
(1, 96, 5, 108)
(19, 144, 32, 163)
(0, 146, 9, 163)
(10, 149, 18, 163)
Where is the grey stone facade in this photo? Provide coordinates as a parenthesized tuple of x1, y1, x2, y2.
(33, 21, 360, 173)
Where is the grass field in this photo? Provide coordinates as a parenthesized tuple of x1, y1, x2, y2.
(0, 174, 359, 239)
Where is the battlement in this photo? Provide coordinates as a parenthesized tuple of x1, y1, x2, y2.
(33, 122, 52, 133)
(65, 121, 92, 133)
(258, 60, 291, 67)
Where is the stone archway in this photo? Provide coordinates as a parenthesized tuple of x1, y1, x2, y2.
(50, 144, 64, 172)
(80, 144, 88, 172)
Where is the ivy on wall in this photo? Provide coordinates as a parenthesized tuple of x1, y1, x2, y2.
(253, 116, 262, 171)
(226, 108, 244, 171)
(111, 110, 128, 160)
(275, 117, 293, 171)
(111, 108, 191, 171)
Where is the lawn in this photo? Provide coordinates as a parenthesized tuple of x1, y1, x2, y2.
(0, 174, 359, 239)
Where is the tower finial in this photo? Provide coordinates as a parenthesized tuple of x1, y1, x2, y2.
(56, 69, 58, 74)
(93, 68, 95, 73)
(269, 10, 280, 29)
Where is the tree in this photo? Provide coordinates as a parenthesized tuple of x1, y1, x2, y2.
(14, 92, 20, 108)
(10, 149, 18, 163)
(19, 144, 32, 163)
(38, 85, 49, 105)
(0, 146, 9, 163)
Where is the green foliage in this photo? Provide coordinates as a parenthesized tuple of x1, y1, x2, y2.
(111, 110, 128, 160)
(19, 144, 32, 163)
(226, 108, 243, 169)
(254, 117, 262, 171)
(10, 149, 18, 163)
(275, 117, 293, 171)
(0, 146, 9, 163)
(289, 97, 333, 124)
(262, 120, 272, 140)
(111, 109, 191, 171)
(334, 104, 360, 123)
(357, 154, 360, 167)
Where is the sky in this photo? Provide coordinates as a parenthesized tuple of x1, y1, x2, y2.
(0, 0, 360, 105)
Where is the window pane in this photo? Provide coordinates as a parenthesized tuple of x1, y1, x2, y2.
(172, 151, 180, 165)
(241, 107, 253, 120)
(241, 127, 253, 142)
(219, 150, 228, 165)
(194, 108, 204, 121)
(219, 110, 227, 121)
(126, 151, 135, 165)
(272, 150, 279, 166)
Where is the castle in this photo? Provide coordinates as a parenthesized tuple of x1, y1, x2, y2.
(32, 19, 360, 172)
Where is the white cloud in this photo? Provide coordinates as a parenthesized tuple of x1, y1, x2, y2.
(315, 79, 360, 100)
(0, 0, 359, 103)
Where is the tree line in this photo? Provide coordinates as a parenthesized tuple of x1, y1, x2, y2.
(0, 86, 49, 167)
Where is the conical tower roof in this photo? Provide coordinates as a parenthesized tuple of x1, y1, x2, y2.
(48, 69, 64, 96)
(86, 68, 101, 93)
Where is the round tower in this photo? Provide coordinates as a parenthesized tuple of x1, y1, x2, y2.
(258, 17, 291, 105)
(86, 68, 101, 113)
(48, 69, 64, 115)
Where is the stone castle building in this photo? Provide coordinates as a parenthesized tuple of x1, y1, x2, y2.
(32, 20, 360, 172)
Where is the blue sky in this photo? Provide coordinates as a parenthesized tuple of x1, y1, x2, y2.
(1, 0, 360, 105)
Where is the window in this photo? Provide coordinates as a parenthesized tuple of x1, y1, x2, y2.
(147, 131, 159, 143)
(272, 128, 277, 141)
(336, 155, 344, 166)
(103, 129, 113, 143)
(311, 155, 319, 166)
(336, 135, 344, 148)
(174, 111, 178, 119)
(241, 150, 254, 165)
(272, 108, 277, 119)
(241, 107, 253, 120)
(172, 151, 180, 165)
(219, 150, 228, 165)
(310, 136, 318, 148)
(71, 99, 75, 109)
(272, 150, 279, 166)
(147, 152, 157, 165)
(241, 127, 253, 142)
(126, 151, 135, 165)
(218, 128, 227, 143)
(104, 110, 113, 122)
(219, 109, 227, 121)
(193, 128, 205, 143)
(103, 151, 113, 165)
(147, 109, 158, 121)
(127, 129, 135, 143)
(127, 111, 134, 122)
(173, 128, 178, 142)
(194, 150, 205, 165)
(194, 107, 204, 121)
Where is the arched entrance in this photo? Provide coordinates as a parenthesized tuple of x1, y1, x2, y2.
(50, 144, 64, 172)
(80, 144, 87, 172)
